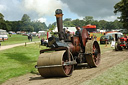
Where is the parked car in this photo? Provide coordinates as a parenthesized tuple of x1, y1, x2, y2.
(100, 35, 114, 44)
(100, 36, 108, 44)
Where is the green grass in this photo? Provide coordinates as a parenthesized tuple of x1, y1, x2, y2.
(81, 59, 128, 85)
(0, 34, 46, 46)
(90, 33, 103, 38)
(0, 43, 47, 84)
(100, 44, 113, 54)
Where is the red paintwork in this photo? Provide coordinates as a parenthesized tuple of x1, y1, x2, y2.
(119, 36, 128, 47)
(82, 25, 96, 28)
(82, 28, 89, 46)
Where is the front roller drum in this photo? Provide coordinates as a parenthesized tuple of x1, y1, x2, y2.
(37, 50, 74, 77)
(85, 40, 101, 67)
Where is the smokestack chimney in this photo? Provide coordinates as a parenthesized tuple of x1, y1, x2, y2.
(55, 9, 63, 40)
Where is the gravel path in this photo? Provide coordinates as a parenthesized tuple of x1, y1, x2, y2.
(0, 41, 39, 51)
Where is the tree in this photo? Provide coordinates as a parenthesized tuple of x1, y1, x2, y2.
(113, 20, 123, 29)
(0, 13, 4, 21)
(99, 20, 107, 30)
(63, 18, 72, 22)
(114, 0, 128, 30)
(83, 16, 94, 25)
(63, 18, 74, 27)
(21, 14, 31, 22)
(32, 21, 48, 32)
(92, 20, 101, 29)
(106, 22, 115, 31)
(0, 13, 8, 31)
(20, 14, 32, 32)
(72, 19, 85, 27)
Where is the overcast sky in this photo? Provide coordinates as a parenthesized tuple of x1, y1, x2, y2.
(0, 0, 121, 26)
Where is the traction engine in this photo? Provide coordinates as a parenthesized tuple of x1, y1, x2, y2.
(115, 34, 128, 50)
(35, 9, 101, 77)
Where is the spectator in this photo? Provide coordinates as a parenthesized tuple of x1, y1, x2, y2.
(94, 35, 97, 41)
(28, 35, 30, 40)
(67, 31, 71, 41)
(38, 34, 40, 38)
(30, 34, 32, 41)
(28, 34, 32, 41)
(75, 26, 81, 36)
(41, 38, 44, 45)
(124, 34, 127, 38)
(75, 26, 84, 48)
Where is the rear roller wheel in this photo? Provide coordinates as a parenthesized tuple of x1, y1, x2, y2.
(115, 41, 122, 51)
(37, 50, 74, 77)
(85, 40, 101, 67)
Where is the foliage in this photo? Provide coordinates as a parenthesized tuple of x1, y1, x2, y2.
(114, 0, 128, 30)
(0, 13, 48, 32)
(83, 16, 94, 25)
(63, 18, 75, 27)
(0, 13, 4, 20)
(32, 21, 47, 32)
(0, 11, 124, 32)
(50, 15, 123, 31)
(62, 18, 123, 31)
(0, 13, 8, 31)
(21, 14, 31, 22)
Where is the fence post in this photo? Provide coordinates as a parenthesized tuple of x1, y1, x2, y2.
(25, 42, 26, 46)
(39, 43, 40, 48)
(0, 42, 1, 48)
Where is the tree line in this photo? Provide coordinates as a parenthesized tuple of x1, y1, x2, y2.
(49, 16, 123, 31)
(0, 14, 48, 32)
(0, 13, 124, 33)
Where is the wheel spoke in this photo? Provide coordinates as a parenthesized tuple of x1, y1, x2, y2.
(64, 65, 72, 75)
(62, 52, 74, 75)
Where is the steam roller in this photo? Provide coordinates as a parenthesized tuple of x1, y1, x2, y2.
(35, 9, 101, 77)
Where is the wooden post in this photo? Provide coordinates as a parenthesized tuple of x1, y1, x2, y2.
(105, 40, 107, 47)
(25, 42, 26, 46)
(39, 43, 40, 48)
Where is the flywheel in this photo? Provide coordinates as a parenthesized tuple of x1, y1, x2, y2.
(85, 40, 101, 67)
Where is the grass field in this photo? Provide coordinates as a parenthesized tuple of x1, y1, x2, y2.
(81, 59, 128, 85)
(0, 43, 47, 84)
(0, 42, 115, 84)
(0, 34, 46, 46)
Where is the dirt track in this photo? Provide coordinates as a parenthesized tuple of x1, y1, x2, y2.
(2, 49, 128, 85)
(0, 42, 39, 51)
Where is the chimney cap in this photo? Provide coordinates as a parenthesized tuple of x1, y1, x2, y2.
(55, 9, 62, 14)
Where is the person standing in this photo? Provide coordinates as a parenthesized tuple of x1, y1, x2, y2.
(75, 26, 84, 50)
(29, 34, 32, 41)
(75, 26, 81, 36)
(41, 38, 44, 45)
(94, 35, 97, 41)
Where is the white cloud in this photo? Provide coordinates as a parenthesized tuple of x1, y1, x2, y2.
(0, 5, 7, 12)
(95, 15, 120, 21)
(22, 0, 64, 17)
(38, 18, 46, 23)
